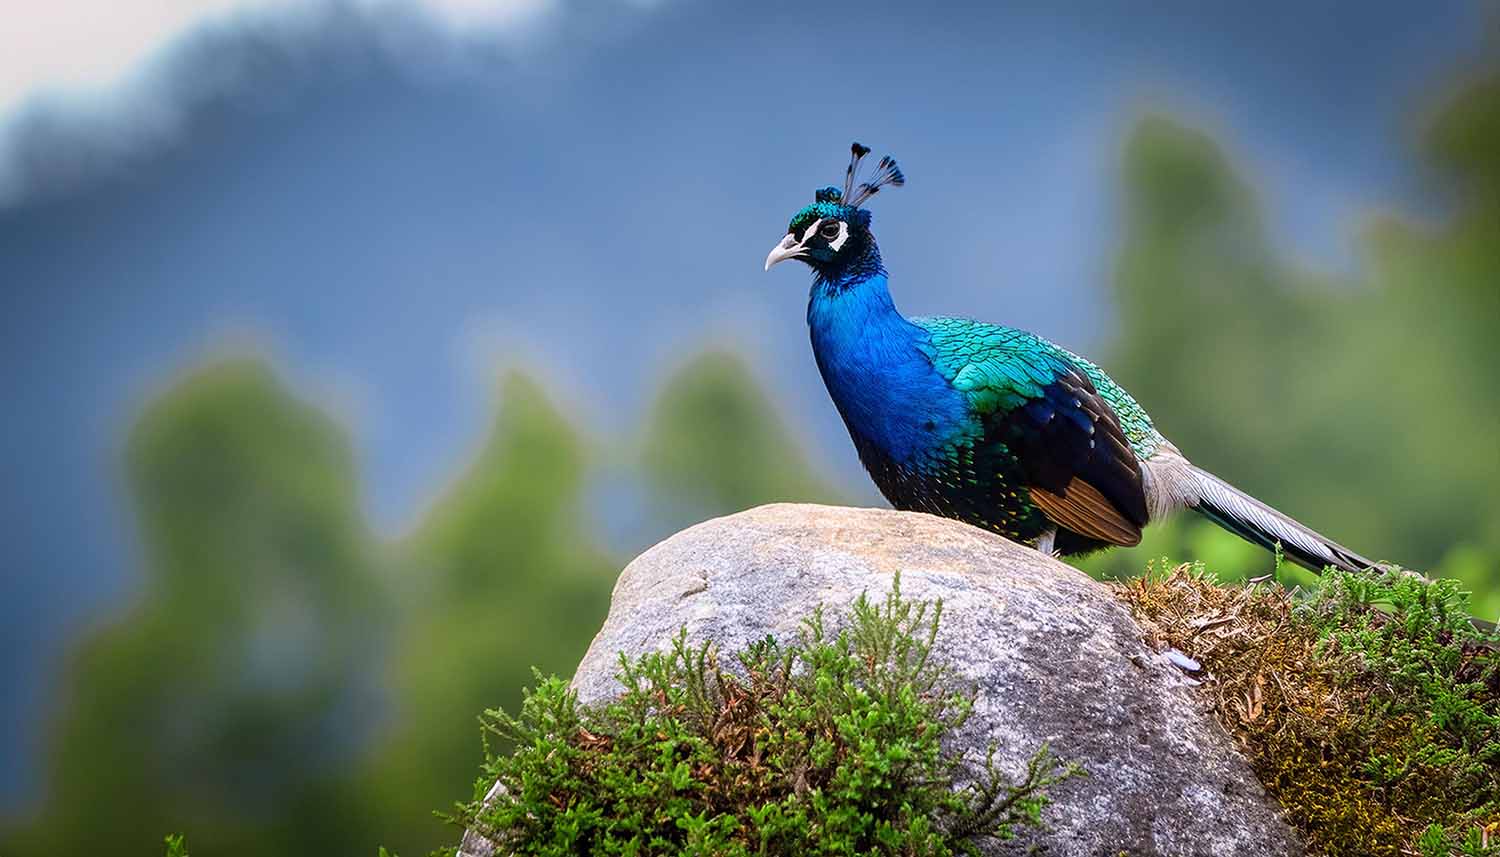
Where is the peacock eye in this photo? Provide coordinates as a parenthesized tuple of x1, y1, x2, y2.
(819, 221, 842, 240)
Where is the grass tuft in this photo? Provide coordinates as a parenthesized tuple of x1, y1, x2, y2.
(442, 574, 1079, 856)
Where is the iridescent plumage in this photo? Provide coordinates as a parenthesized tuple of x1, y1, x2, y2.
(767, 143, 1376, 573)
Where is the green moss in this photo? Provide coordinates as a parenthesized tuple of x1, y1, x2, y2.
(444, 576, 1079, 856)
(1120, 563, 1500, 856)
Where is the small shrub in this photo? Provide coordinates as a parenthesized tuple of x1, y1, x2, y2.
(1119, 562, 1500, 856)
(444, 576, 1079, 856)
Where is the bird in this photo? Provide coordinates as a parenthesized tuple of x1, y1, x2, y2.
(764, 142, 1374, 575)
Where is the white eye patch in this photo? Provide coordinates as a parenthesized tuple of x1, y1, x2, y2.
(797, 218, 850, 253)
(826, 220, 850, 252)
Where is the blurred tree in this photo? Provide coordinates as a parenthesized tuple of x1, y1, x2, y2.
(361, 372, 617, 855)
(1082, 68, 1500, 618)
(3, 354, 848, 857)
(367, 356, 847, 853)
(642, 351, 842, 528)
(2, 360, 385, 857)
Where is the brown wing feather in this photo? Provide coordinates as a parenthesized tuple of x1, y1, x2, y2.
(1030, 479, 1143, 547)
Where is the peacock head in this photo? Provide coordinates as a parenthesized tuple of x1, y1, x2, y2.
(764, 142, 903, 280)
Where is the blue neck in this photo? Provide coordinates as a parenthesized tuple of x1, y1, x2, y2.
(807, 266, 969, 466)
(806, 268, 911, 350)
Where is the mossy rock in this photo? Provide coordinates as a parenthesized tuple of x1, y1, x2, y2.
(458, 504, 1302, 856)
(1118, 563, 1500, 856)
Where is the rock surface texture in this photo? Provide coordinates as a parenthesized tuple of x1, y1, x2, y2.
(461, 503, 1300, 857)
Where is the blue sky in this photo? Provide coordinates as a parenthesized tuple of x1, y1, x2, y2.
(0, 0, 1487, 805)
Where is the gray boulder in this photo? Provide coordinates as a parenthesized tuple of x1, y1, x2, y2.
(463, 503, 1300, 857)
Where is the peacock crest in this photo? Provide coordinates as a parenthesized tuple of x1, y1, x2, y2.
(787, 142, 905, 234)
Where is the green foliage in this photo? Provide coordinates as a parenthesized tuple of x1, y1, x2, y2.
(4, 360, 385, 857)
(4, 355, 838, 857)
(372, 362, 843, 853)
(364, 372, 618, 853)
(448, 578, 1078, 856)
(642, 351, 843, 524)
(1122, 564, 1500, 855)
(163, 834, 189, 857)
(1102, 73, 1500, 603)
(1301, 569, 1500, 843)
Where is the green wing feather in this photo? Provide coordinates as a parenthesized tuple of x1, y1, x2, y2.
(914, 316, 1164, 460)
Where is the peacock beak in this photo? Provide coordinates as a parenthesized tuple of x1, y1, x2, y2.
(764, 233, 803, 271)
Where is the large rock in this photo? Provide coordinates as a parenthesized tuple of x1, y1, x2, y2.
(464, 504, 1300, 857)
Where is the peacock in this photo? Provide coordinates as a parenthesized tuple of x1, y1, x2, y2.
(764, 142, 1375, 575)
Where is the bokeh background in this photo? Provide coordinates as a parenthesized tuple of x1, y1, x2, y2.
(2, 1, 1498, 854)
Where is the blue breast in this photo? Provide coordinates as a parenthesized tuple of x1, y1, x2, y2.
(806, 274, 975, 469)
